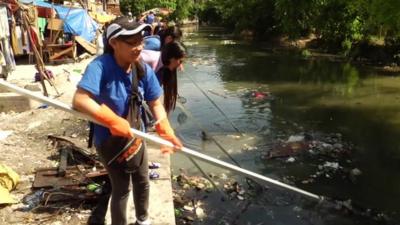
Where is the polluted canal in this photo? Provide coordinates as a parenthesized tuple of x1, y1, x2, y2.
(170, 27, 400, 225)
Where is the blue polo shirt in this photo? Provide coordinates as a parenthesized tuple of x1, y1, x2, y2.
(78, 54, 162, 147)
(143, 35, 161, 51)
(145, 14, 155, 24)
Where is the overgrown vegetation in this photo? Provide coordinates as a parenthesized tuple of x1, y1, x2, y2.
(119, 0, 197, 21)
(120, 0, 400, 62)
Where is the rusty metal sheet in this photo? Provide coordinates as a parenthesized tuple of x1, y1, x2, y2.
(33, 167, 88, 188)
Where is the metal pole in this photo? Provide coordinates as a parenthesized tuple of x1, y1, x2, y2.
(0, 79, 323, 201)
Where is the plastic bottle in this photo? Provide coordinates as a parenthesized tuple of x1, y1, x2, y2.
(87, 183, 102, 194)
(22, 189, 45, 211)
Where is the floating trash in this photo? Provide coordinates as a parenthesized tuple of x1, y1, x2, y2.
(177, 112, 188, 125)
(220, 40, 236, 45)
(287, 135, 305, 143)
(286, 157, 296, 163)
(183, 41, 199, 46)
(195, 207, 205, 219)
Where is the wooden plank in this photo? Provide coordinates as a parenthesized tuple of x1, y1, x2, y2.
(49, 46, 73, 60)
(33, 167, 87, 188)
(75, 36, 97, 55)
(50, 30, 62, 44)
(58, 148, 68, 177)
(47, 18, 64, 30)
(47, 135, 96, 161)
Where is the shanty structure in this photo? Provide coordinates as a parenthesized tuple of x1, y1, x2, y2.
(0, 0, 117, 96)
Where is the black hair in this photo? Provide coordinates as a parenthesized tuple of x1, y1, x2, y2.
(160, 26, 182, 48)
(158, 41, 186, 113)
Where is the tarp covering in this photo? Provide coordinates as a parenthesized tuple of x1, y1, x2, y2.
(33, 1, 98, 42)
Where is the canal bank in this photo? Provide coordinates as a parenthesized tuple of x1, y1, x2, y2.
(168, 26, 400, 224)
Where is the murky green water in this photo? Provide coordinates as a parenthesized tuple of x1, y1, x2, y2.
(171, 27, 400, 224)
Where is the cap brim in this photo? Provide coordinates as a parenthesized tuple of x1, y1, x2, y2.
(119, 23, 151, 36)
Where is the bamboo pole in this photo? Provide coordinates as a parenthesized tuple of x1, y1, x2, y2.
(21, 11, 60, 96)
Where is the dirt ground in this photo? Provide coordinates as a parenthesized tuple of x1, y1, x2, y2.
(0, 58, 97, 225)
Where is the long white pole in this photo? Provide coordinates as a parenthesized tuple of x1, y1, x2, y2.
(0, 79, 323, 201)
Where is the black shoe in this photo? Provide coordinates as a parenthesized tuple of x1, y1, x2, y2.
(87, 215, 105, 225)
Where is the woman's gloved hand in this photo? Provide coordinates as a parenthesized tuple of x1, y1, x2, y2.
(93, 104, 133, 138)
(155, 118, 183, 154)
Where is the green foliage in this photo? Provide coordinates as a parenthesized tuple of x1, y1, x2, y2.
(204, 0, 276, 36)
(170, 0, 195, 20)
(197, 0, 221, 24)
(274, 0, 322, 39)
(119, 0, 194, 21)
(119, 0, 400, 54)
(368, 0, 400, 34)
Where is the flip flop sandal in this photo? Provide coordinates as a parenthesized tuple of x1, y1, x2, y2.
(149, 162, 161, 169)
(149, 170, 160, 180)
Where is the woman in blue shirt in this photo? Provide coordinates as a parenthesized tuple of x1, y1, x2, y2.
(72, 16, 182, 225)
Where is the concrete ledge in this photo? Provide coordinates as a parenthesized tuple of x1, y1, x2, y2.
(0, 92, 41, 112)
(105, 143, 176, 225)
(0, 85, 10, 93)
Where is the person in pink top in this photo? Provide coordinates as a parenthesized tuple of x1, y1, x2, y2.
(140, 49, 162, 71)
(140, 41, 186, 114)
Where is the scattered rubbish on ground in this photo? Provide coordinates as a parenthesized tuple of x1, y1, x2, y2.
(149, 162, 161, 169)
(149, 170, 160, 180)
(20, 189, 45, 211)
(37, 104, 49, 109)
(4, 132, 110, 219)
(0, 130, 13, 141)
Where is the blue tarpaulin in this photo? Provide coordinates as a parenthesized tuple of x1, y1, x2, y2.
(33, 1, 98, 42)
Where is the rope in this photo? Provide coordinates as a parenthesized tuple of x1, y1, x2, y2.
(176, 102, 242, 167)
(186, 74, 244, 136)
(175, 101, 264, 191)
(182, 74, 267, 189)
